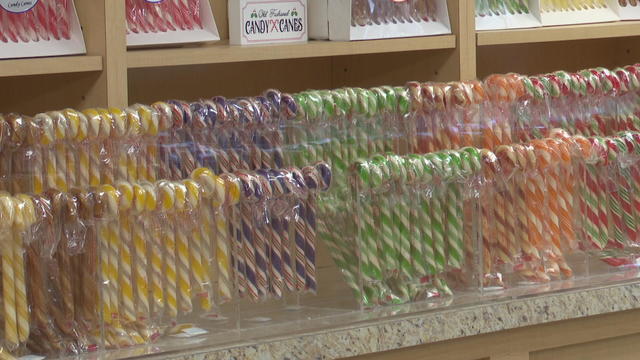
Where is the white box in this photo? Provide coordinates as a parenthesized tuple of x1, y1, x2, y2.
(229, 0, 308, 46)
(539, 3, 619, 26)
(127, 0, 220, 47)
(309, 0, 329, 39)
(476, 0, 542, 31)
(310, 0, 451, 41)
(607, 0, 640, 20)
(0, 0, 86, 60)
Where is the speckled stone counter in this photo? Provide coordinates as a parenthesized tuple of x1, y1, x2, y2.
(121, 279, 640, 360)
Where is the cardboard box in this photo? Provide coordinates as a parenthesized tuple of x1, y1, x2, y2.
(310, 0, 451, 41)
(229, 0, 308, 45)
(607, 0, 640, 20)
(0, 0, 86, 60)
(127, 0, 220, 47)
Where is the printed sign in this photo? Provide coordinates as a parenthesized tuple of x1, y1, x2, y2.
(0, 0, 38, 13)
(229, 0, 308, 45)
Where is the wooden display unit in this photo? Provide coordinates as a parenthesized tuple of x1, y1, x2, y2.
(2, 1, 640, 114)
(1, 2, 640, 360)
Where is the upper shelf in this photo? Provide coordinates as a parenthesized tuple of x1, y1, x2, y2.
(477, 21, 640, 46)
(0, 55, 103, 77)
(126, 36, 457, 69)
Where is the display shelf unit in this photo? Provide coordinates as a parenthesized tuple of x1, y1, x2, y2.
(4, 1, 640, 114)
(0, 0, 472, 113)
(127, 36, 457, 68)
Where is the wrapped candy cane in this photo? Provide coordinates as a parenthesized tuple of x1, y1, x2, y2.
(127, 0, 203, 34)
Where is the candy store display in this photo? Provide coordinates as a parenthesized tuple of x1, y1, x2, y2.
(475, 0, 541, 30)
(309, 0, 451, 41)
(0, 0, 86, 59)
(2, 61, 640, 358)
(126, 0, 219, 47)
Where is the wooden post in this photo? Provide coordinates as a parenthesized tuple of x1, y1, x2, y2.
(75, 0, 128, 108)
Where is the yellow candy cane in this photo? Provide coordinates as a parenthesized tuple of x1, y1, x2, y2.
(49, 111, 68, 192)
(116, 182, 136, 325)
(74, 111, 90, 188)
(83, 109, 102, 187)
(173, 182, 192, 313)
(131, 183, 150, 320)
(34, 113, 56, 191)
(0, 195, 17, 350)
(192, 168, 232, 302)
(142, 182, 165, 317)
(126, 108, 142, 182)
(63, 109, 80, 188)
(14, 195, 35, 344)
(158, 181, 178, 318)
(184, 179, 212, 311)
(137, 104, 159, 182)
(97, 109, 115, 186)
(110, 107, 129, 182)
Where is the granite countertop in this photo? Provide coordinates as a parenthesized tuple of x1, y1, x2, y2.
(107, 277, 640, 360)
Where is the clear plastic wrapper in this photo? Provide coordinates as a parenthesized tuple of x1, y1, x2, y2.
(476, 0, 531, 17)
(0, 0, 71, 43)
(352, 0, 438, 26)
(126, 0, 203, 34)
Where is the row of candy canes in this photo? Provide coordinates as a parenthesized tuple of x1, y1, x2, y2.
(351, 0, 438, 27)
(126, 0, 203, 34)
(0, 161, 330, 358)
(349, 149, 484, 306)
(273, 87, 413, 302)
(0, 0, 71, 43)
(476, 0, 531, 16)
(401, 64, 640, 156)
(222, 163, 331, 301)
(345, 129, 640, 304)
(1, 64, 637, 202)
(540, 0, 608, 11)
(0, 194, 35, 358)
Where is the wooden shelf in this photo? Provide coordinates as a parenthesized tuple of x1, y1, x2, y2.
(126, 36, 457, 69)
(477, 21, 640, 46)
(0, 55, 103, 77)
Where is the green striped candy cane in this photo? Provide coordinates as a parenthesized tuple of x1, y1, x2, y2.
(330, 89, 353, 184)
(423, 153, 447, 273)
(351, 160, 385, 305)
(411, 154, 437, 277)
(371, 87, 390, 155)
(402, 154, 430, 298)
(383, 154, 413, 300)
(440, 150, 465, 271)
(395, 86, 415, 154)
(370, 155, 400, 279)
(422, 152, 452, 295)
(302, 91, 324, 165)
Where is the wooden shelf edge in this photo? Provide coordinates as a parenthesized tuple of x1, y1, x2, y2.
(126, 35, 457, 69)
(0, 55, 103, 77)
(477, 21, 640, 46)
